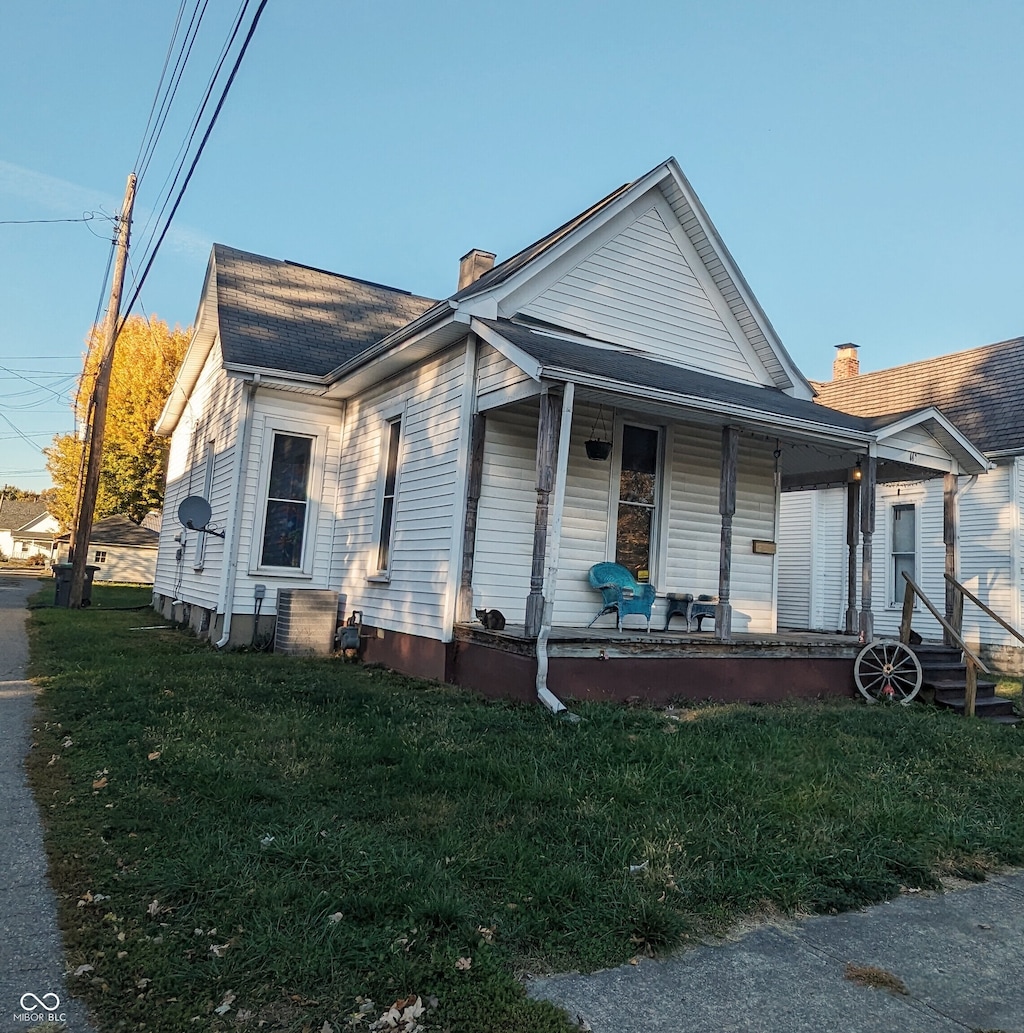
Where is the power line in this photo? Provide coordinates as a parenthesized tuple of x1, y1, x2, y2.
(122, 0, 269, 321)
(0, 213, 109, 226)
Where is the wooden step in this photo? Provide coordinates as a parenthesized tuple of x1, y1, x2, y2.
(934, 694, 1019, 720)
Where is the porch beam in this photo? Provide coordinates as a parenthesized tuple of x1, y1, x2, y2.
(845, 478, 860, 634)
(858, 453, 877, 641)
(716, 425, 739, 642)
(456, 412, 487, 623)
(525, 388, 562, 638)
(943, 472, 957, 646)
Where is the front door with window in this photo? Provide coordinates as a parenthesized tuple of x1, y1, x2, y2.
(615, 424, 660, 581)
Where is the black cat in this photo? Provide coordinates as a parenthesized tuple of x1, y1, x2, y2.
(475, 607, 506, 631)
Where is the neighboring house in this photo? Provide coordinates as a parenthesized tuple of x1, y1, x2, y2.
(779, 339, 1024, 672)
(152, 158, 988, 703)
(0, 499, 59, 562)
(54, 515, 160, 583)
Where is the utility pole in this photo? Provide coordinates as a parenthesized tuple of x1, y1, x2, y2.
(68, 172, 136, 607)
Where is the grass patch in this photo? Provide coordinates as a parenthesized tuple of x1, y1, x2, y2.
(25, 585, 1024, 1032)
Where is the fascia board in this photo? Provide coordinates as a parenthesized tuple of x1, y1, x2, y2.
(539, 365, 872, 446)
(873, 406, 990, 474)
(663, 158, 814, 398)
(154, 257, 219, 436)
(470, 318, 543, 381)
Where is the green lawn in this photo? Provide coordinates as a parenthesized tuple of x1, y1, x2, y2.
(26, 585, 1024, 1032)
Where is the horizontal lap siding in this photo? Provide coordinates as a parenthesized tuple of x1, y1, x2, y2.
(335, 347, 466, 638)
(958, 462, 1017, 648)
(472, 403, 538, 622)
(551, 402, 613, 624)
(811, 488, 849, 632)
(235, 391, 343, 615)
(155, 341, 242, 610)
(477, 343, 531, 401)
(521, 207, 759, 383)
(730, 437, 778, 632)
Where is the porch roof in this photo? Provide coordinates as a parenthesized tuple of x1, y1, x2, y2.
(473, 318, 991, 480)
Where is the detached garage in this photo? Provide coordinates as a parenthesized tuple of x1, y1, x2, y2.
(55, 515, 159, 583)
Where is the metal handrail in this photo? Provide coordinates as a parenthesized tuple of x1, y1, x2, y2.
(944, 573, 1024, 647)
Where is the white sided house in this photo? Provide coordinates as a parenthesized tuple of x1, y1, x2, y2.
(153, 158, 988, 705)
(54, 515, 159, 583)
(0, 499, 59, 563)
(779, 340, 1024, 673)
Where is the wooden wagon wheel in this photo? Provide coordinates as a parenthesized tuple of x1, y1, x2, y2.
(854, 641, 923, 705)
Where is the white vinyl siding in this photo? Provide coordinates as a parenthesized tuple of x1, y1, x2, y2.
(520, 204, 762, 383)
(476, 342, 533, 407)
(333, 347, 467, 639)
(778, 492, 813, 629)
(959, 460, 1017, 650)
(154, 338, 243, 610)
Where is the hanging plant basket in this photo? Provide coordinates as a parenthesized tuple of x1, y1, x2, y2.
(585, 438, 612, 461)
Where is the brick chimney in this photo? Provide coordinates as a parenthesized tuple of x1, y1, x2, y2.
(832, 342, 860, 381)
(458, 248, 496, 290)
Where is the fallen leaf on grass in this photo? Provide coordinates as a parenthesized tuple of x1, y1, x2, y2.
(146, 899, 161, 917)
(147, 751, 161, 761)
(92, 777, 108, 790)
(454, 956, 472, 971)
(214, 990, 236, 1016)
(209, 942, 232, 957)
(476, 924, 496, 944)
(327, 912, 344, 923)
(73, 964, 94, 977)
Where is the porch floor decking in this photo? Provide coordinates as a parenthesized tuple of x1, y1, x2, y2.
(454, 622, 862, 659)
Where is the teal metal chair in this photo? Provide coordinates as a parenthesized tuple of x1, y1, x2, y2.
(587, 562, 656, 631)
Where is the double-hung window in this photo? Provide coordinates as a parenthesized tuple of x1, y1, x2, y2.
(614, 424, 660, 581)
(260, 432, 313, 569)
(891, 502, 916, 605)
(374, 417, 402, 575)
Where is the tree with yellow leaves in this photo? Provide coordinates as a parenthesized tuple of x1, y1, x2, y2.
(45, 315, 190, 528)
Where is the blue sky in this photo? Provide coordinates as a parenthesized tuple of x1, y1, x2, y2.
(1, 0, 1022, 491)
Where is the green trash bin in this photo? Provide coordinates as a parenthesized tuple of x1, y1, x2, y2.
(53, 562, 100, 607)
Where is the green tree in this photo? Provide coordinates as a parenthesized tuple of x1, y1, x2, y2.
(45, 315, 190, 527)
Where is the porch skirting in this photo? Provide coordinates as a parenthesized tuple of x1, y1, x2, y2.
(370, 624, 861, 706)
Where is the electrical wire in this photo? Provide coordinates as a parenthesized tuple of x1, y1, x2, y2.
(0, 213, 105, 226)
(121, 0, 269, 323)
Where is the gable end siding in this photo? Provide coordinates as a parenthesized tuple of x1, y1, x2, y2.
(520, 206, 760, 383)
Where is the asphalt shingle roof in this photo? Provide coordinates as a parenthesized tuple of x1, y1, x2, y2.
(482, 319, 870, 433)
(213, 245, 440, 377)
(0, 499, 51, 533)
(813, 337, 1024, 455)
(56, 516, 159, 549)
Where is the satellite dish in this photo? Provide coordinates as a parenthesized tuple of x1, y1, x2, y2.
(178, 495, 213, 530)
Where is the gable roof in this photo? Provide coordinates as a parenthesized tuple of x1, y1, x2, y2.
(56, 515, 159, 549)
(0, 499, 52, 533)
(813, 336, 1024, 456)
(213, 245, 439, 377)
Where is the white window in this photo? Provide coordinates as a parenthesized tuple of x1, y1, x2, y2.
(372, 416, 403, 577)
(612, 423, 661, 582)
(890, 502, 916, 605)
(250, 421, 325, 576)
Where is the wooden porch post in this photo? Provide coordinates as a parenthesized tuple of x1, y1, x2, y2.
(845, 478, 860, 634)
(456, 413, 487, 623)
(716, 425, 739, 642)
(943, 472, 957, 647)
(525, 388, 561, 638)
(858, 454, 877, 641)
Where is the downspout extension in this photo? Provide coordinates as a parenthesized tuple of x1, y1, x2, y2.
(215, 376, 259, 648)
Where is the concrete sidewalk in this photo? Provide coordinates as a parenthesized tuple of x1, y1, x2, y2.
(0, 574, 96, 1033)
(529, 871, 1024, 1032)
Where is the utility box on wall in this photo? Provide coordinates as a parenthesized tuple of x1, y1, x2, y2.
(274, 589, 339, 655)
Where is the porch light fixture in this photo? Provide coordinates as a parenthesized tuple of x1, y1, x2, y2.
(851, 458, 863, 482)
(585, 405, 612, 461)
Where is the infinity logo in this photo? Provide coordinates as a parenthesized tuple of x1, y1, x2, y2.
(20, 992, 61, 1011)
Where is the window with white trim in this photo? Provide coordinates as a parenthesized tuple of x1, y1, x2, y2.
(260, 432, 314, 569)
(614, 424, 660, 582)
(890, 502, 916, 605)
(374, 417, 402, 575)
